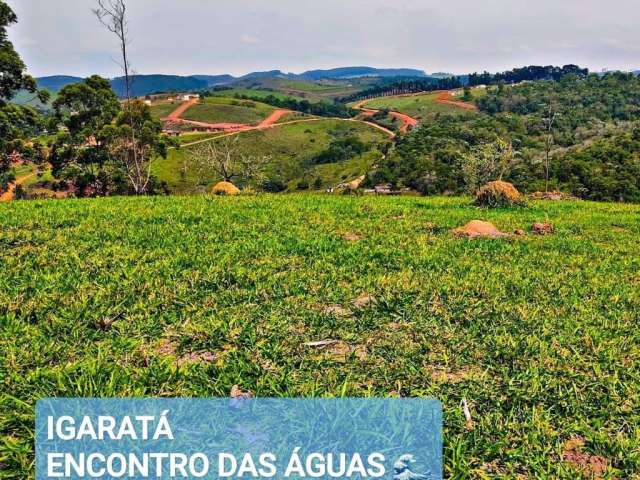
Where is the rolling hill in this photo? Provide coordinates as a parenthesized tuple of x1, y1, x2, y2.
(32, 67, 433, 98)
(300, 66, 427, 79)
(35, 75, 84, 91)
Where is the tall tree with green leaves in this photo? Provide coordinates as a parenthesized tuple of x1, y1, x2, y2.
(49, 75, 122, 195)
(0, 0, 48, 191)
(92, 0, 175, 194)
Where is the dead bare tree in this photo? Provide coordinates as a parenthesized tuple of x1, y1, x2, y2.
(93, 0, 150, 194)
(188, 136, 271, 185)
(541, 98, 560, 193)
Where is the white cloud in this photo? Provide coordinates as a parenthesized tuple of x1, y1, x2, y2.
(6, 0, 640, 77)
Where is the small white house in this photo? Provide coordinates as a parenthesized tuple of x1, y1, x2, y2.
(144, 99, 152, 106)
(181, 93, 200, 101)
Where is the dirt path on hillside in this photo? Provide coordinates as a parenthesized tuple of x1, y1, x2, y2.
(164, 99, 199, 121)
(164, 98, 396, 149)
(353, 100, 418, 134)
(258, 109, 292, 127)
(0, 172, 36, 202)
(353, 89, 477, 132)
(163, 99, 294, 133)
(434, 91, 478, 111)
(176, 116, 395, 149)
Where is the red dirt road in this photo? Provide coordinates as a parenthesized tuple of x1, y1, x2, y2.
(0, 172, 36, 202)
(163, 99, 396, 143)
(435, 91, 478, 111)
(164, 99, 199, 121)
(353, 100, 418, 135)
(258, 109, 292, 128)
(162, 100, 293, 133)
(353, 89, 477, 133)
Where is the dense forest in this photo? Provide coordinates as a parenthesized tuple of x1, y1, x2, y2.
(371, 73, 640, 202)
(468, 64, 589, 86)
(206, 90, 356, 118)
(341, 76, 463, 102)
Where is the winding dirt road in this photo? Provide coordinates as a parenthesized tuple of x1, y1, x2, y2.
(162, 99, 294, 133)
(163, 99, 396, 147)
(434, 91, 478, 111)
(353, 101, 418, 135)
(352, 89, 477, 134)
(0, 172, 36, 202)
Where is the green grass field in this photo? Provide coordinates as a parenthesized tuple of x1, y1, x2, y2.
(181, 97, 275, 125)
(208, 88, 309, 103)
(357, 92, 477, 120)
(234, 78, 372, 102)
(149, 101, 181, 119)
(153, 119, 390, 192)
(1, 195, 638, 478)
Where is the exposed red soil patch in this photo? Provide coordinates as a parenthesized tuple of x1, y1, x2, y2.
(451, 220, 510, 239)
(164, 98, 199, 121)
(561, 437, 608, 477)
(532, 222, 554, 235)
(258, 109, 291, 127)
(0, 172, 36, 202)
(353, 100, 416, 135)
(435, 91, 478, 111)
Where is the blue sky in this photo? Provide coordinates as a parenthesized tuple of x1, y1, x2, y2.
(9, 0, 640, 78)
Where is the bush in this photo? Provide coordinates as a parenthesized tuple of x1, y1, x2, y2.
(261, 178, 287, 193)
(475, 180, 525, 208)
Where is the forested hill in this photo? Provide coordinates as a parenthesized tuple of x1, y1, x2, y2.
(32, 67, 432, 98)
(372, 72, 640, 202)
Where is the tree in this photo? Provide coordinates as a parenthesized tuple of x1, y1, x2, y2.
(93, 0, 173, 194)
(0, 0, 48, 191)
(541, 98, 560, 192)
(459, 138, 517, 193)
(49, 76, 122, 194)
(106, 99, 175, 194)
(462, 86, 473, 102)
(187, 136, 270, 185)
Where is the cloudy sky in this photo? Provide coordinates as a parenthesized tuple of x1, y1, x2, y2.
(8, 0, 640, 78)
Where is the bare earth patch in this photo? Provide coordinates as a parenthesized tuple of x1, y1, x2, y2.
(561, 437, 608, 478)
(352, 293, 376, 309)
(451, 220, 510, 239)
(304, 340, 367, 362)
(153, 339, 216, 367)
(532, 222, 555, 235)
(428, 365, 486, 384)
(230, 385, 254, 398)
(342, 232, 362, 241)
(323, 305, 353, 317)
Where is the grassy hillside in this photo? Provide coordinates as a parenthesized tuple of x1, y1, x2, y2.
(0, 195, 638, 478)
(358, 92, 476, 120)
(153, 119, 390, 192)
(149, 101, 182, 119)
(181, 97, 275, 125)
(234, 77, 375, 102)
(11, 88, 57, 111)
(208, 88, 309, 103)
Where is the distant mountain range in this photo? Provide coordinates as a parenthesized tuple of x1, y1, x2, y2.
(34, 67, 431, 97)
